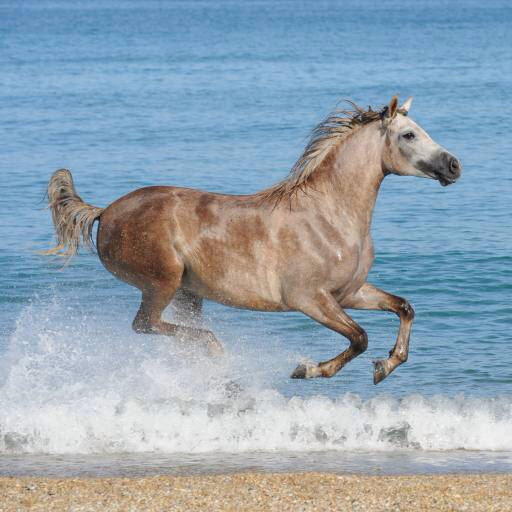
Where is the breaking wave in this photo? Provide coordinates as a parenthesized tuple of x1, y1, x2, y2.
(1, 298, 511, 455)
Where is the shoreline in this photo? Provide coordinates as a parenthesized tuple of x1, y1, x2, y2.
(1, 473, 511, 511)
(2, 449, 511, 479)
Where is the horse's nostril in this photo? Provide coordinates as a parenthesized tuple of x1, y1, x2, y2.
(450, 158, 460, 174)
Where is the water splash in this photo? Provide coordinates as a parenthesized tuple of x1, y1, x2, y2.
(1, 298, 511, 455)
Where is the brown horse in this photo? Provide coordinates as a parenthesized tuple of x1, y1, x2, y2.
(45, 96, 461, 384)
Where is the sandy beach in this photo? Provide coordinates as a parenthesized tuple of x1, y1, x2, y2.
(0, 473, 510, 511)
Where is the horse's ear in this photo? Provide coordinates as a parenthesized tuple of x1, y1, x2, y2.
(388, 95, 398, 118)
(400, 96, 413, 115)
(382, 95, 398, 126)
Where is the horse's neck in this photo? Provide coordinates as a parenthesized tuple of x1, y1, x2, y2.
(309, 124, 384, 233)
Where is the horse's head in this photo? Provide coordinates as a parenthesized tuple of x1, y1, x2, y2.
(381, 96, 461, 186)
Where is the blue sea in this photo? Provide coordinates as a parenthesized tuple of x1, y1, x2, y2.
(0, 0, 511, 477)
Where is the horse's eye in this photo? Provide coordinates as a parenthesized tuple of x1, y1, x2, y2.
(403, 132, 415, 141)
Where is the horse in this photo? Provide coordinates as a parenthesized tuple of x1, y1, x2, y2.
(45, 95, 461, 384)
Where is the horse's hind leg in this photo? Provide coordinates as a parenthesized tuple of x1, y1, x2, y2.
(133, 281, 223, 356)
(343, 282, 414, 384)
(291, 291, 368, 379)
(171, 288, 203, 327)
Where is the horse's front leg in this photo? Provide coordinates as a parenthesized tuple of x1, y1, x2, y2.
(290, 290, 368, 379)
(343, 283, 415, 384)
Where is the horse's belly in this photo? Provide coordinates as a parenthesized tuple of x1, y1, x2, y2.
(182, 268, 288, 312)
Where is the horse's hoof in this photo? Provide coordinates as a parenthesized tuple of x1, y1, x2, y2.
(373, 359, 387, 385)
(291, 364, 307, 379)
(291, 363, 321, 379)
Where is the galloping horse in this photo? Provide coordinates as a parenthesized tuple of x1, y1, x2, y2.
(45, 96, 461, 384)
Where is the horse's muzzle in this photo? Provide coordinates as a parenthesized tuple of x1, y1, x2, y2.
(437, 156, 462, 186)
(417, 153, 462, 187)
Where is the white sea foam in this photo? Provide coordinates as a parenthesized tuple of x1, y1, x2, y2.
(1, 298, 511, 455)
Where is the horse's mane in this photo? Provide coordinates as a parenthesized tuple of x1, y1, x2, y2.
(257, 101, 386, 205)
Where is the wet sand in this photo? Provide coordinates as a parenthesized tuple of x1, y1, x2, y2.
(0, 473, 510, 511)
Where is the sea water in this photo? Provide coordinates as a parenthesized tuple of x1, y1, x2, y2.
(0, 0, 511, 476)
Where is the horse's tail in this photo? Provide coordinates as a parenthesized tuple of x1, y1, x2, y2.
(44, 169, 104, 259)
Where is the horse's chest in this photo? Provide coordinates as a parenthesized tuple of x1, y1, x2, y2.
(327, 236, 374, 293)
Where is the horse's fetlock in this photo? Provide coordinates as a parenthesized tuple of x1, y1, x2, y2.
(320, 368, 334, 378)
(318, 362, 335, 378)
(396, 351, 408, 363)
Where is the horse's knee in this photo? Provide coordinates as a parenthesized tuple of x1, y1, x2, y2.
(398, 299, 415, 321)
(352, 329, 368, 354)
